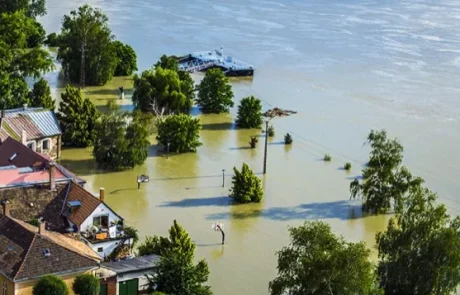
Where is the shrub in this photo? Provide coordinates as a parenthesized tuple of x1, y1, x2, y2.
(324, 154, 332, 161)
(249, 136, 258, 148)
(72, 274, 100, 295)
(267, 125, 275, 137)
(124, 225, 139, 245)
(29, 218, 40, 227)
(229, 163, 263, 203)
(344, 163, 352, 171)
(33, 275, 68, 295)
(236, 96, 263, 128)
(284, 133, 292, 144)
(156, 114, 202, 153)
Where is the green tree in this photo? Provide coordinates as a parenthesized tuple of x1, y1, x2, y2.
(93, 107, 150, 170)
(229, 163, 263, 203)
(123, 225, 139, 245)
(33, 275, 68, 295)
(29, 78, 55, 109)
(154, 55, 195, 107)
(0, 11, 53, 109)
(235, 96, 263, 128)
(133, 67, 192, 114)
(269, 221, 379, 295)
(112, 40, 137, 76)
(57, 85, 99, 147)
(44, 32, 60, 47)
(137, 235, 169, 257)
(0, 0, 46, 18)
(58, 5, 117, 86)
(350, 130, 424, 214)
(196, 68, 234, 113)
(72, 274, 100, 295)
(147, 220, 212, 295)
(376, 186, 460, 295)
(156, 114, 202, 153)
(27, 20, 45, 47)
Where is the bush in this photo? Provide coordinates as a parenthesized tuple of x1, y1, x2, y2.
(123, 225, 139, 245)
(324, 154, 331, 161)
(44, 33, 60, 47)
(72, 274, 100, 295)
(249, 136, 258, 148)
(284, 133, 292, 144)
(344, 163, 352, 171)
(29, 218, 40, 227)
(230, 163, 263, 203)
(236, 96, 263, 128)
(33, 275, 68, 295)
(267, 125, 275, 137)
(156, 114, 202, 153)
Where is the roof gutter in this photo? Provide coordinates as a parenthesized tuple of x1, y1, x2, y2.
(13, 266, 98, 283)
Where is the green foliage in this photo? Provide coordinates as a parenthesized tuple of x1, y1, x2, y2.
(112, 41, 138, 76)
(376, 186, 460, 295)
(27, 20, 45, 47)
(0, 11, 53, 109)
(72, 274, 99, 295)
(123, 225, 139, 245)
(93, 107, 150, 170)
(156, 114, 202, 153)
(28, 218, 40, 227)
(344, 162, 351, 171)
(58, 5, 117, 86)
(324, 154, 332, 161)
(133, 67, 192, 114)
(30, 78, 55, 109)
(155, 55, 180, 71)
(44, 32, 60, 47)
(57, 86, 99, 147)
(267, 125, 275, 137)
(236, 96, 263, 128)
(152, 293, 169, 295)
(284, 133, 292, 144)
(0, 0, 46, 18)
(269, 221, 379, 295)
(229, 163, 263, 203)
(138, 235, 169, 257)
(196, 68, 234, 113)
(147, 220, 212, 295)
(33, 275, 68, 295)
(249, 136, 258, 148)
(350, 130, 424, 214)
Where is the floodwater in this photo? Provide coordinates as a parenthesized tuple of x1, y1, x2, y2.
(40, 0, 460, 294)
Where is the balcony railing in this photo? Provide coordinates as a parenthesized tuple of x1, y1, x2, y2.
(81, 224, 127, 243)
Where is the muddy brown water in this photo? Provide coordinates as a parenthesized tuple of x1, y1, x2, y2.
(40, 0, 460, 294)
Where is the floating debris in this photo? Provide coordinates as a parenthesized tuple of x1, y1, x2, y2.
(263, 108, 297, 118)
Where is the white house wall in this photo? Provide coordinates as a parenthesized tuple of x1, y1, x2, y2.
(118, 270, 153, 293)
(80, 203, 121, 232)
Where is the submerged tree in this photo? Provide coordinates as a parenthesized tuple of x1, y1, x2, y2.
(269, 221, 379, 295)
(29, 78, 55, 109)
(196, 68, 234, 113)
(58, 5, 117, 86)
(229, 163, 263, 203)
(112, 40, 138, 76)
(350, 130, 423, 214)
(57, 86, 99, 147)
(147, 220, 212, 295)
(235, 96, 263, 128)
(156, 114, 202, 153)
(377, 186, 460, 294)
(132, 67, 192, 114)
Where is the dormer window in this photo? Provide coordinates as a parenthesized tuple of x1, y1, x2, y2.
(42, 248, 51, 257)
(8, 153, 17, 161)
(26, 141, 36, 151)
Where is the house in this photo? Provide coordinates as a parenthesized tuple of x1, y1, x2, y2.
(0, 137, 132, 259)
(0, 211, 102, 295)
(96, 255, 160, 295)
(0, 106, 62, 159)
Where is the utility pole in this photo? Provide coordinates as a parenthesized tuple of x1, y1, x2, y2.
(263, 120, 268, 174)
(222, 169, 225, 187)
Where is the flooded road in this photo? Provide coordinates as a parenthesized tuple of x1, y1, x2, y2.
(40, 0, 460, 294)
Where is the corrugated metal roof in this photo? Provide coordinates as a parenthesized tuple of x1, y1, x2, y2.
(101, 255, 160, 274)
(27, 111, 61, 137)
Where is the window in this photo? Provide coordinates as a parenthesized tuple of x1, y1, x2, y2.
(2, 282, 7, 295)
(93, 215, 109, 229)
(26, 141, 36, 151)
(42, 139, 51, 150)
(97, 247, 104, 253)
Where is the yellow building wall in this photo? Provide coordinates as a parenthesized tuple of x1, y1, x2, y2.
(16, 270, 95, 295)
(0, 274, 15, 295)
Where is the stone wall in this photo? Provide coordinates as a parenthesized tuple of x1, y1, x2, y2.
(34, 135, 60, 159)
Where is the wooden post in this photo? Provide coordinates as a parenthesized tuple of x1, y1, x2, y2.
(263, 120, 268, 174)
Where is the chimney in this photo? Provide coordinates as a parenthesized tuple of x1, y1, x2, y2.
(48, 163, 56, 190)
(21, 130, 27, 145)
(99, 188, 105, 202)
(39, 221, 46, 234)
(23, 103, 27, 111)
(2, 201, 10, 217)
